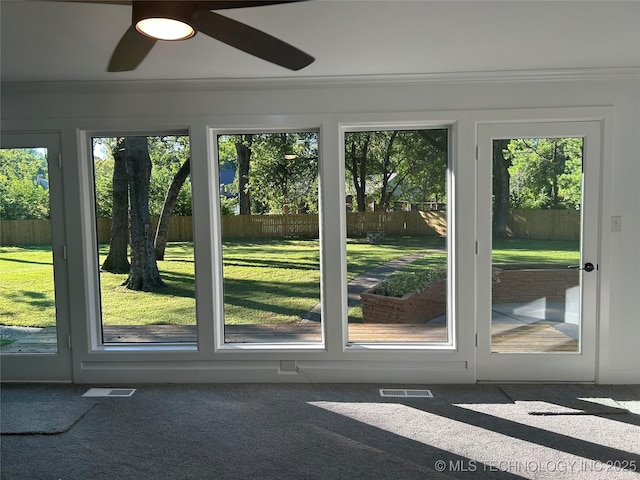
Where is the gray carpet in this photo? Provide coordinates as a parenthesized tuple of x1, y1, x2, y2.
(1, 383, 639, 479)
(1, 400, 95, 434)
(1, 384, 97, 434)
(500, 384, 635, 415)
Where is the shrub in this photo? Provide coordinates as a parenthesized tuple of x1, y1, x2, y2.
(373, 268, 446, 298)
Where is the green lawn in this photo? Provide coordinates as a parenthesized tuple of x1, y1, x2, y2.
(0, 236, 578, 328)
(0, 245, 58, 328)
(492, 238, 579, 265)
(221, 239, 321, 325)
(97, 242, 197, 326)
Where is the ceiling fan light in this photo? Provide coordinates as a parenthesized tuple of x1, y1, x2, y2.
(136, 18, 195, 41)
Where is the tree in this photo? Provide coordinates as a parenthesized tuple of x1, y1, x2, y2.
(154, 157, 190, 260)
(345, 132, 371, 212)
(147, 136, 192, 217)
(235, 134, 253, 215)
(121, 137, 164, 291)
(345, 129, 448, 212)
(249, 133, 318, 214)
(411, 130, 448, 207)
(0, 148, 50, 220)
(492, 139, 511, 238)
(508, 138, 582, 210)
(101, 139, 130, 273)
(492, 137, 583, 237)
(216, 133, 319, 216)
(376, 131, 400, 210)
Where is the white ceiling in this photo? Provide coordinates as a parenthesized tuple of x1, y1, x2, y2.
(1, 0, 639, 83)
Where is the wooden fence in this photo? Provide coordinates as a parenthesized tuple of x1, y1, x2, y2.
(1, 209, 579, 245)
(0, 219, 52, 245)
(508, 209, 580, 241)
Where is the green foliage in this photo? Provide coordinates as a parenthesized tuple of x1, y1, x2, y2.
(92, 136, 192, 218)
(148, 136, 192, 216)
(372, 268, 446, 298)
(506, 137, 583, 210)
(217, 135, 239, 170)
(219, 195, 238, 215)
(217, 132, 319, 215)
(345, 129, 447, 212)
(93, 155, 114, 218)
(0, 148, 50, 220)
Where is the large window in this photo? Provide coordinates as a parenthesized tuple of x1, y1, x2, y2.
(216, 132, 322, 344)
(92, 135, 196, 344)
(343, 128, 450, 344)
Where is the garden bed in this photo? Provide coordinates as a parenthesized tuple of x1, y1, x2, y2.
(361, 264, 579, 324)
(361, 279, 447, 324)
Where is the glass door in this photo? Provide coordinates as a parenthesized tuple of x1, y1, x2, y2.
(0, 133, 72, 381)
(477, 122, 600, 382)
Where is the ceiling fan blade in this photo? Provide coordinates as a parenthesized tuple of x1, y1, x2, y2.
(191, 10, 314, 71)
(107, 25, 157, 72)
(201, 1, 309, 10)
(54, 1, 304, 7)
(52, 0, 132, 5)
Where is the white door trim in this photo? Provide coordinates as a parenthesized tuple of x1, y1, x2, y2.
(476, 120, 602, 382)
(0, 132, 73, 382)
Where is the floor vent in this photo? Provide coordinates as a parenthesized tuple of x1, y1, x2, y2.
(379, 389, 433, 398)
(83, 388, 136, 398)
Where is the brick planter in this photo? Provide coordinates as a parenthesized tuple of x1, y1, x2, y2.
(361, 264, 578, 324)
(491, 265, 579, 303)
(361, 279, 447, 324)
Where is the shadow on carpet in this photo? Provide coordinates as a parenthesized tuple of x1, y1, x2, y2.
(500, 384, 634, 415)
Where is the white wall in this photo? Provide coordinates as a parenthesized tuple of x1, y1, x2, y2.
(2, 71, 638, 383)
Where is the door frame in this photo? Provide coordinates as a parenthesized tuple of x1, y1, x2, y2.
(0, 132, 73, 382)
(476, 121, 602, 382)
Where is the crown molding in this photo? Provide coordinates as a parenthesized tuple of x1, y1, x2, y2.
(3, 67, 639, 95)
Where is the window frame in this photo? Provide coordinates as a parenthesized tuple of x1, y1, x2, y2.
(209, 126, 326, 352)
(83, 128, 199, 353)
(337, 120, 457, 352)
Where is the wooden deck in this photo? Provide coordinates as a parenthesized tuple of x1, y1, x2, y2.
(103, 323, 449, 343)
(1, 322, 576, 353)
(491, 324, 578, 353)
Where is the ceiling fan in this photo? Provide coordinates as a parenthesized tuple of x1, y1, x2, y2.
(75, 1, 315, 72)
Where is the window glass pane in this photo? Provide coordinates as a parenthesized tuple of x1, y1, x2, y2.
(0, 148, 58, 353)
(491, 137, 582, 353)
(92, 136, 196, 344)
(344, 129, 449, 344)
(217, 132, 322, 344)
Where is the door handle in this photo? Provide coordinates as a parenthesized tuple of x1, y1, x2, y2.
(568, 262, 595, 272)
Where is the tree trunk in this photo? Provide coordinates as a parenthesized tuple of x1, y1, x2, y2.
(101, 139, 130, 273)
(154, 157, 190, 260)
(551, 140, 560, 208)
(377, 131, 398, 210)
(493, 139, 511, 238)
(347, 134, 369, 212)
(236, 134, 252, 215)
(121, 137, 164, 291)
